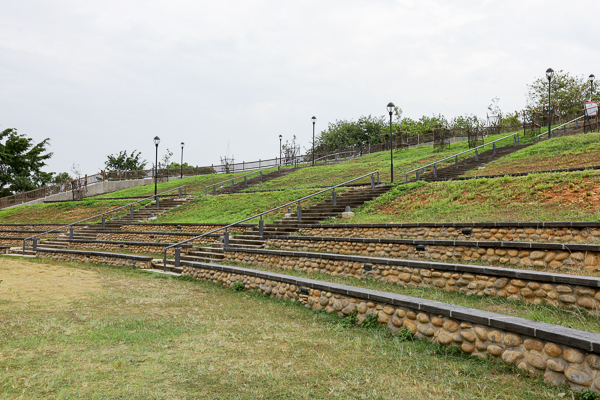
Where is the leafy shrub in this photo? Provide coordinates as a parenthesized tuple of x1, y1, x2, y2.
(575, 390, 600, 400)
(231, 282, 245, 292)
(361, 313, 380, 329)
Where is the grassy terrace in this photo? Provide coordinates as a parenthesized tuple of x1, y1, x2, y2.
(153, 188, 346, 224)
(220, 260, 600, 334)
(334, 171, 600, 224)
(0, 199, 141, 224)
(0, 257, 571, 399)
(247, 131, 525, 190)
(464, 132, 600, 177)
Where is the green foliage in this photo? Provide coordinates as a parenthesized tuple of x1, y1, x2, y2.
(360, 313, 380, 329)
(104, 150, 147, 171)
(575, 390, 600, 400)
(52, 172, 72, 184)
(0, 128, 53, 197)
(231, 282, 245, 292)
(338, 310, 359, 329)
(395, 326, 415, 342)
(527, 70, 597, 118)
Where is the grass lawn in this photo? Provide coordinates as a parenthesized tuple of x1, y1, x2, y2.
(0, 257, 572, 399)
(337, 171, 600, 224)
(153, 188, 342, 224)
(248, 131, 526, 190)
(0, 199, 141, 224)
(464, 132, 600, 177)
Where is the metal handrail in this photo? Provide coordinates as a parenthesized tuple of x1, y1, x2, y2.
(313, 150, 358, 165)
(405, 115, 585, 182)
(163, 170, 380, 270)
(205, 165, 283, 195)
(22, 185, 187, 254)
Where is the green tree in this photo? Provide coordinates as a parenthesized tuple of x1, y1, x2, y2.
(0, 128, 53, 197)
(104, 150, 147, 171)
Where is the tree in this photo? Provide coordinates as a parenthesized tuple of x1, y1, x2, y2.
(52, 172, 72, 184)
(104, 150, 147, 171)
(526, 70, 595, 118)
(0, 128, 53, 197)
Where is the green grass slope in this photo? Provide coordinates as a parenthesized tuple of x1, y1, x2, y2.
(465, 132, 600, 177)
(338, 171, 600, 224)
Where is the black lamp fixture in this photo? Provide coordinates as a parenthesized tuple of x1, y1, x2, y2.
(546, 68, 554, 139)
(279, 134, 282, 165)
(180, 142, 185, 179)
(387, 102, 395, 183)
(153, 136, 160, 196)
(589, 74, 596, 100)
(311, 116, 317, 166)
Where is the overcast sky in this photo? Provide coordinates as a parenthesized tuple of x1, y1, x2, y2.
(2, 0, 599, 176)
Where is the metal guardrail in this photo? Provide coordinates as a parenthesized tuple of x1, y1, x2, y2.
(405, 115, 585, 182)
(163, 171, 381, 271)
(313, 151, 359, 165)
(22, 185, 187, 254)
(204, 162, 300, 195)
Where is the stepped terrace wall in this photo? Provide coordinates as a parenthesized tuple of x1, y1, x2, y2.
(299, 223, 600, 244)
(223, 248, 600, 312)
(51, 240, 193, 255)
(36, 248, 153, 268)
(97, 231, 219, 246)
(181, 260, 600, 393)
(120, 223, 253, 234)
(265, 236, 600, 273)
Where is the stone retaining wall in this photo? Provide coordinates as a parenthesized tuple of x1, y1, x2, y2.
(266, 236, 600, 274)
(223, 248, 600, 312)
(0, 224, 71, 231)
(181, 260, 600, 393)
(97, 232, 218, 245)
(57, 240, 192, 255)
(121, 223, 252, 234)
(0, 238, 25, 246)
(299, 223, 600, 244)
(37, 249, 152, 268)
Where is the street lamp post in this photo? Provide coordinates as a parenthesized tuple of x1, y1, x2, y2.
(153, 136, 160, 196)
(546, 68, 554, 139)
(180, 142, 185, 179)
(279, 135, 282, 165)
(311, 116, 316, 166)
(589, 74, 596, 101)
(387, 102, 395, 183)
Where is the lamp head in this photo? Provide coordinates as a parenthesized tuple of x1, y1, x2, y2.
(589, 74, 595, 83)
(546, 68, 554, 81)
(153, 136, 161, 146)
(387, 102, 395, 114)
(181, 142, 185, 148)
(311, 116, 316, 123)
(279, 135, 282, 139)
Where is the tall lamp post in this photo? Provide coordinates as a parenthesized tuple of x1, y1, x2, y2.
(387, 102, 395, 183)
(279, 135, 282, 165)
(589, 74, 596, 100)
(546, 68, 554, 139)
(153, 136, 160, 196)
(311, 116, 316, 166)
(180, 142, 185, 179)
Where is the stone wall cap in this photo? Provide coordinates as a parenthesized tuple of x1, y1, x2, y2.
(37, 248, 153, 261)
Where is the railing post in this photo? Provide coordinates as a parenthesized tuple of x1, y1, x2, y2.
(231, 180, 234, 189)
(455, 156, 458, 169)
(332, 188, 336, 205)
(130, 205, 134, 218)
(564, 126, 567, 135)
(179, 188, 182, 198)
(278, 165, 281, 173)
(33, 237, 37, 251)
(493, 142, 496, 154)
(163, 251, 167, 272)
(416, 170, 420, 181)
(224, 231, 229, 249)
(433, 164, 437, 178)
(377, 171, 380, 184)
(371, 174, 375, 189)
(405, 174, 408, 183)
(213, 186, 216, 195)
(156, 197, 160, 209)
(259, 217, 264, 237)
(102, 216, 105, 229)
(69, 227, 73, 240)
(297, 204, 302, 221)
(513, 135, 516, 145)
(244, 176, 247, 185)
(260, 171, 263, 182)
(475, 148, 478, 161)
(174, 248, 180, 269)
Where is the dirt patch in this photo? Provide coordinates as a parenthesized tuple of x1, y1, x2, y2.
(0, 258, 102, 310)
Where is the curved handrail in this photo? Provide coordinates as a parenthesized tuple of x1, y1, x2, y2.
(313, 150, 358, 165)
(205, 165, 283, 195)
(405, 115, 585, 182)
(163, 170, 380, 270)
(23, 185, 187, 254)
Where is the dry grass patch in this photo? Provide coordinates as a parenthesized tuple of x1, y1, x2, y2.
(0, 257, 572, 399)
